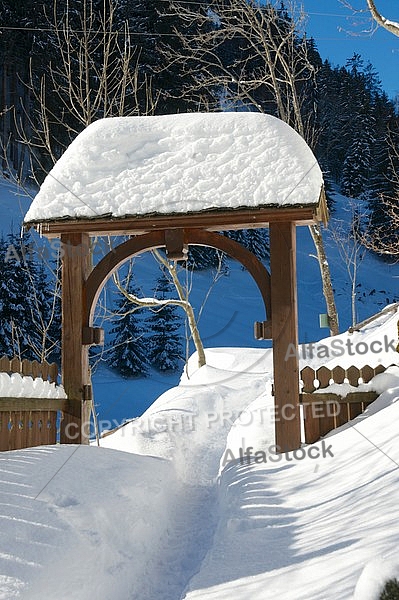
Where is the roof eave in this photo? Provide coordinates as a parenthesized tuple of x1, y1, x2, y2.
(24, 195, 327, 239)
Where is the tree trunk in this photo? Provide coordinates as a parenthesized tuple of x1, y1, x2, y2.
(160, 257, 206, 369)
(184, 302, 206, 369)
(309, 224, 339, 336)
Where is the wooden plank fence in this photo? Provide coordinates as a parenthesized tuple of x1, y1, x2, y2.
(0, 356, 77, 451)
(0, 355, 59, 383)
(300, 364, 389, 444)
(1, 354, 392, 451)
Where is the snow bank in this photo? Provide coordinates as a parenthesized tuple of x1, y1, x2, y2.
(24, 113, 323, 222)
(182, 400, 399, 600)
(0, 372, 66, 399)
(99, 346, 274, 485)
(0, 445, 176, 600)
(297, 304, 399, 370)
(354, 558, 399, 600)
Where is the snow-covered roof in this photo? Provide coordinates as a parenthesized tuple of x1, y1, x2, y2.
(24, 112, 324, 224)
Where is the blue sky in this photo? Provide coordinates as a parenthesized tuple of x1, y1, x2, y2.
(299, 1, 399, 98)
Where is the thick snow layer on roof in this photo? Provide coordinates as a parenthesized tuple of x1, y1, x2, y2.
(24, 112, 323, 223)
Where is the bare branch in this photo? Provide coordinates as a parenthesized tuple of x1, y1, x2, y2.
(366, 0, 399, 36)
(113, 255, 207, 369)
(164, 0, 338, 333)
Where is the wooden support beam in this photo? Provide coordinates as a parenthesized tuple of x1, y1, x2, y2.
(60, 233, 91, 444)
(164, 229, 188, 261)
(270, 221, 301, 452)
(28, 205, 320, 238)
(84, 228, 272, 327)
(0, 398, 69, 412)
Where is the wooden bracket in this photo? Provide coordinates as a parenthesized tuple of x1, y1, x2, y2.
(254, 320, 272, 340)
(164, 229, 188, 261)
(83, 384, 93, 403)
(82, 327, 104, 346)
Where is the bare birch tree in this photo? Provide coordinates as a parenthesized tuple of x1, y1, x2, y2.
(163, 0, 339, 335)
(331, 204, 368, 327)
(113, 252, 207, 369)
(14, 0, 158, 185)
(365, 0, 399, 36)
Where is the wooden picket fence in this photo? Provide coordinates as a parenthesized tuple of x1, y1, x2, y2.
(0, 356, 69, 451)
(0, 355, 59, 383)
(300, 364, 389, 444)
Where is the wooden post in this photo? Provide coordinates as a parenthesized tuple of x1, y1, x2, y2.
(60, 233, 91, 444)
(269, 221, 301, 452)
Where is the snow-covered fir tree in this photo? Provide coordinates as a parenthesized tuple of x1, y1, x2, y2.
(146, 270, 184, 373)
(0, 234, 34, 357)
(0, 234, 61, 361)
(107, 284, 149, 378)
(225, 229, 270, 262)
(341, 137, 371, 198)
(30, 259, 62, 364)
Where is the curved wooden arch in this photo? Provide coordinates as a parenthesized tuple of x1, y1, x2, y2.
(84, 228, 271, 326)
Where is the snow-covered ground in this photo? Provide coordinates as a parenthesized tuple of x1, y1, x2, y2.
(0, 306, 398, 600)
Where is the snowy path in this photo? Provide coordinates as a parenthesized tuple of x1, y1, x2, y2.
(98, 352, 274, 599)
(139, 483, 218, 600)
(123, 384, 271, 598)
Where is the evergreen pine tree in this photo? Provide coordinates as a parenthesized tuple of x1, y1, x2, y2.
(108, 284, 149, 378)
(46, 284, 62, 366)
(186, 246, 224, 271)
(339, 58, 374, 197)
(315, 61, 348, 182)
(30, 258, 62, 364)
(0, 233, 62, 362)
(367, 93, 399, 253)
(341, 120, 374, 198)
(0, 237, 13, 356)
(225, 229, 270, 262)
(146, 270, 184, 373)
(0, 233, 33, 358)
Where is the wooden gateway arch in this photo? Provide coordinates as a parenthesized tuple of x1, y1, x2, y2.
(24, 112, 328, 452)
